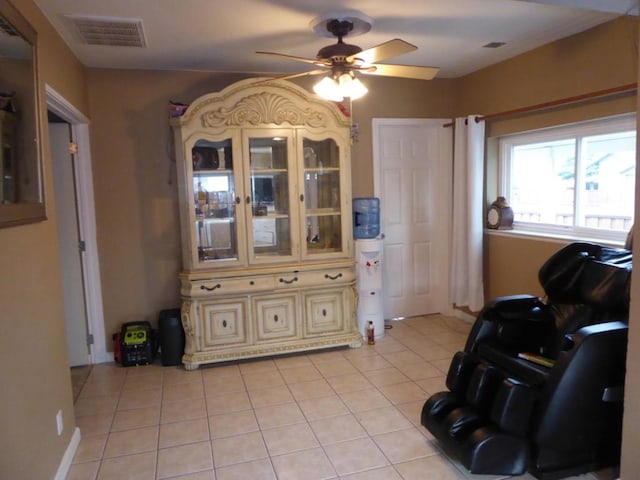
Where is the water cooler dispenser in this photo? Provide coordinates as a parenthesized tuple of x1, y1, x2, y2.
(353, 197, 384, 340)
(355, 238, 384, 340)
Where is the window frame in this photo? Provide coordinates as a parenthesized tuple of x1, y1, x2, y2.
(497, 114, 636, 245)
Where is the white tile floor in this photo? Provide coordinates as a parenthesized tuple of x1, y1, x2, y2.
(67, 314, 618, 480)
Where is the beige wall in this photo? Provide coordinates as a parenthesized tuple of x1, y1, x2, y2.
(456, 17, 638, 127)
(457, 16, 638, 298)
(485, 234, 569, 298)
(85, 70, 457, 342)
(0, 0, 89, 478)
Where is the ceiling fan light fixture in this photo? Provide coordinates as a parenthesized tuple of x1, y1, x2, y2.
(339, 73, 368, 100)
(313, 76, 344, 102)
(313, 73, 368, 102)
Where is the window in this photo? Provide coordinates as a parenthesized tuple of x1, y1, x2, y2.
(499, 115, 636, 243)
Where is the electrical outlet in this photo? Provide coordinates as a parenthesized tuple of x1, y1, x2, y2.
(56, 410, 63, 436)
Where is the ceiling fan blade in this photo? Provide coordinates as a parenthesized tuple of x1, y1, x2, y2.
(360, 63, 440, 80)
(274, 69, 327, 80)
(251, 69, 328, 85)
(256, 51, 326, 66)
(347, 39, 417, 64)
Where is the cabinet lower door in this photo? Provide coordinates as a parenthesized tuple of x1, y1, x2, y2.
(304, 288, 345, 336)
(200, 299, 249, 349)
(254, 294, 298, 343)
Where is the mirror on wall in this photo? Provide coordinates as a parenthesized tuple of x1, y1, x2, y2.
(0, 0, 45, 227)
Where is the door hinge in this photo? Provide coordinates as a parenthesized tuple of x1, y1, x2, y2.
(87, 334, 94, 346)
(78, 240, 86, 252)
(69, 142, 78, 155)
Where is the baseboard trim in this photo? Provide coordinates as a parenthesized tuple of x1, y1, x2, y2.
(453, 308, 476, 324)
(54, 427, 81, 480)
(95, 350, 114, 364)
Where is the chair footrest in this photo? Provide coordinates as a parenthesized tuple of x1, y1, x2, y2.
(461, 426, 529, 475)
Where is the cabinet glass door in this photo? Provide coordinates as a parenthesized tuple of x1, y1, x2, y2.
(302, 137, 343, 257)
(246, 132, 296, 262)
(191, 138, 241, 264)
(1, 112, 16, 203)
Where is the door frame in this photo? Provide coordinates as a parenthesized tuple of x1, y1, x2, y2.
(46, 85, 108, 363)
(372, 118, 453, 316)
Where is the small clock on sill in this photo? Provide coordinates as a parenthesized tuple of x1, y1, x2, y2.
(487, 196, 514, 230)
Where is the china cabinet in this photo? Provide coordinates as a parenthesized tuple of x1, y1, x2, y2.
(171, 78, 361, 368)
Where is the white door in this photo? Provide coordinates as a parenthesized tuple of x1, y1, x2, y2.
(47, 85, 108, 364)
(373, 119, 452, 319)
(50, 121, 90, 366)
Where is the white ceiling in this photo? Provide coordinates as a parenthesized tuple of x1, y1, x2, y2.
(32, 0, 637, 79)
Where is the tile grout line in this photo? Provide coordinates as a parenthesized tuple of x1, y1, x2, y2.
(237, 361, 279, 478)
(198, 365, 215, 479)
(154, 367, 162, 479)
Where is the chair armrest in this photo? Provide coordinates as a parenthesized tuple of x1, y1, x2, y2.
(483, 294, 542, 313)
(562, 320, 628, 350)
(465, 295, 551, 353)
(536, 320, 628, 450)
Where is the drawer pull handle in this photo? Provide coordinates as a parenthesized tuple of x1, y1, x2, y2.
(279, 276, 298, 284)
(201, 283, 222, 291)
(300, 194, 304, 202)
(274, 314, 279, 322)
(324, 273, 343, 280)
(250, 280, 255, 285)
(222, 320, 227, 328)
(322, 309, 327, 317)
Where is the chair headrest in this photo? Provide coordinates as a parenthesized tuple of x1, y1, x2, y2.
(538, 242, 632, 312)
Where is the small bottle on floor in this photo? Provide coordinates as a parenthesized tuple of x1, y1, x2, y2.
(367, 321, 375, 345)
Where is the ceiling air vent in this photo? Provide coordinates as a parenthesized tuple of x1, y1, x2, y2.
(483, 42, 506, 49)
(66, 15, 146, 47)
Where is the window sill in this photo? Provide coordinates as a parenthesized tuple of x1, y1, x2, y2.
(485, 227, 627, 249)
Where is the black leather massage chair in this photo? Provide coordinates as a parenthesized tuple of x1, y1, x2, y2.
(421, 242, 632, 479)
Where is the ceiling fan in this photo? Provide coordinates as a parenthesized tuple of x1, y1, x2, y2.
(256, 13, 440, 101)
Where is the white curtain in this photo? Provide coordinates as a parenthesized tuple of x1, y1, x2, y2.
(450, 115, 485, 312)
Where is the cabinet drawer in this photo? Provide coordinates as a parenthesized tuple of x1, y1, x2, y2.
(200, 299, 250, 349)
(304, 288, 345, 336)
(191, 276, 274, 296)
(276, 267, 354, 289)
(254, 294, 298, 343)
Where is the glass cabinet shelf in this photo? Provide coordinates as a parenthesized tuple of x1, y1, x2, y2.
(195, 168, 233, 175)
(304, 167, 340, 173)
(250, 168, 288, 174)
(195, 217, 235, 223)
(307, 208, 340, 216)
(254, 212, 289, 219)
